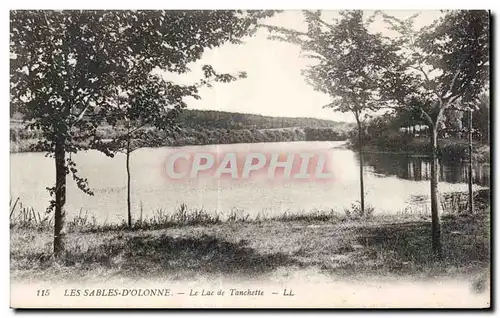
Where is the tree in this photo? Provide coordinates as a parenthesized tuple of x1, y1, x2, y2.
(108, 66, 246, 228)
(10, 10, 274, 258)
(469, 93, 490, 144)
(381, 10, 489, 257)
(264, 10, 399, 214)
(106, 72, 182, 229)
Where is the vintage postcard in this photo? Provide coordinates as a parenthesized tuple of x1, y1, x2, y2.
(9, 9, 491, 308)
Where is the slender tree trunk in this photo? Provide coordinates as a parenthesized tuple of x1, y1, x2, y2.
(126, 136, 132, 228)
(468, 109, 474, 214)
(356, 116, 365, 215)
(54, 137, 67, 259)
(430, 127, 442, 258)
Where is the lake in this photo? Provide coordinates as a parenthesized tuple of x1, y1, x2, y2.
(10, 141, 490, 224)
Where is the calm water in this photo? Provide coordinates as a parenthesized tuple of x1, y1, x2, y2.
(10, 141, 490, 223)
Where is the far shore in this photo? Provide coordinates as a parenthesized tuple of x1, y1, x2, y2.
(9, 137, 491, 164)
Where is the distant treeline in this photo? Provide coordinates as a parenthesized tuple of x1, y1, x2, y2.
(10, 109, 354, 152)
(176, 109, 353, 130)
(141, 127, 348, 147)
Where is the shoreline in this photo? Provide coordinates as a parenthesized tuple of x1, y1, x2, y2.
(9, 138, 491, 164)
(11, 207, 490, 283)
(347, 140, 491, 164)
(9, 136, 349, 154)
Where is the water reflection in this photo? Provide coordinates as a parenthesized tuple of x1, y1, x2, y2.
(361, 152, 490, 187)
(10, 141, 490, 222)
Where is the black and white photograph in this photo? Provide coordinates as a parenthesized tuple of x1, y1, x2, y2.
(9, 8, 491, 308)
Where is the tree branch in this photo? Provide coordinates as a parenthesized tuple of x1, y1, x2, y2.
(71, 103, 91, 125)
(409, 65, 444, 106)
(447, 66, 462, 96)
(435, 104, 446, 128)
(258, 23, 309, 37)
(304, 10, 336, 32)
(127, 121, 149, 136)
(420, 108, 435, 128)
(414, 65, 431, 82)
(445, 59, 488, 100)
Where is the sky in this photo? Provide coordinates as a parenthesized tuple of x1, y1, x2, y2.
(161, 10, 444, 123)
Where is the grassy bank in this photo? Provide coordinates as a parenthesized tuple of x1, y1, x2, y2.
(11, 203, 490, 283)
(10, 190, 490, 232)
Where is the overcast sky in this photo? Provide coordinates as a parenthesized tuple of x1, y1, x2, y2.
(162, 10, 444, 123)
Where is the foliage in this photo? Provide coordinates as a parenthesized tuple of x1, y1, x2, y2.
(10, 9, 275, 205)
(380, 10, 490, 126)
(379, 10, 490, 257)
(266, 10, 398, 122)
(343, 202, 374, 220)
(10, 109, 354, 152)
(264, 10, 402, 216)
(10, 10, 275, 255)
(355, 92, 490, 153)
(177, 109, 355, 130)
